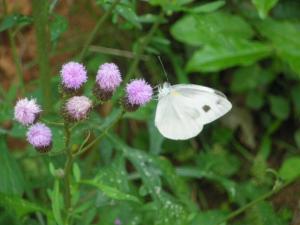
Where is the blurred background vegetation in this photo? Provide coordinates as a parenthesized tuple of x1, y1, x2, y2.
(1, 0, 300, 224)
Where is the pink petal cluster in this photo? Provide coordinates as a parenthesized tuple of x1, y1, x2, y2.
(26, 123, 52, 148)
(96, 63, 122, 91)
(126, 79, 153, 106)
(60, 62, 87, 89)
(65, 96, 92, 121)
(14, 98, 41, 125)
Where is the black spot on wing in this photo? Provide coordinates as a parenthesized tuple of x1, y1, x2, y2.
(202, 105, 211, 112)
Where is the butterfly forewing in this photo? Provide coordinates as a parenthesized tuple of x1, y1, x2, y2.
(172, 84, 232, 125)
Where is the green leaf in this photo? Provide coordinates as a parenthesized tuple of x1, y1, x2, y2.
(50, 180, 63, 225)
(231, 65, 275, 93)
(186, 39, 271, 72)
(244, 201, 286, 225)
(291, 85, 300, 116)
(124, 101, 156, 121)
(197, 145, 240, 177)
(279, 157, 300, 181)
(294, 130, 300, 148)
(256, 19, 300, 75)
(0, 138, 25, 195)
(149, 0, 193, 13)
(49, 14, 68, 45)
(171, 12, 253, 46)
(81, 180, 140, 203)
(177, 167, 237, 199)
(190, 210, 227, 225)
(0, 14, 32, 32)
(148, 115, 164, 155)
(252, 0, 279, 19)
(184, 1, 225, 13)
(246, 91, 264, 110)
(269, 96, 290, 120)
(116, 3, 141, 29)
(0, 193, 49, 218)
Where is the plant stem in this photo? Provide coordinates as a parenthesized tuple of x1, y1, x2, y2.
(32, 0, 51, 112)
(63, 121, 73, 223)
(74, 109, 124, 157)
(2, 0, 24, 92)
(124, 10, 164, 83)
(78, 0, 121, 61)
(216, 178, 298, 225)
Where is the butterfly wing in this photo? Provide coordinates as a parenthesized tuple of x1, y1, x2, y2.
(172, 84, 232, 125)
(155, 91, 204, 140)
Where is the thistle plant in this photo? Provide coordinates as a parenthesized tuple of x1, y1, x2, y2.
(13, 61, 153, 224)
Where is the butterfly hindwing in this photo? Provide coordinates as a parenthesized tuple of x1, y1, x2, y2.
(155, 93, 203, 140)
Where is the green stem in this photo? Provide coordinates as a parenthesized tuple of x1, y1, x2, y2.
(32, 0, 51, 112)
(2, 0, 24, 92)
(78, 0, 121, 61)
(63, 121, 73, 223)
(216, 178, 298, 225)
(74, 109, 124, 157)
(124, 10, 164, 83)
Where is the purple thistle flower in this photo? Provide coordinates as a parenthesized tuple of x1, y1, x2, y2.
(126, 79, 153, 106)
(27, 123, 52, 152)
(96, 63, 122, 92)
(65, 96, 92, 121)
(14, 98, 42, 126)
(60, 62, 87, 90)
(114, 218, 122, 225)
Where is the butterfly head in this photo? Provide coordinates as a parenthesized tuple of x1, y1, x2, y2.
(157, 82, 171, 99)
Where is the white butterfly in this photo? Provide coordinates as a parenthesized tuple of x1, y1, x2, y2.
(154, 83, 232, 140)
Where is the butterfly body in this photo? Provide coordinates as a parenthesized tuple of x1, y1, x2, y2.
(154, 83, 232, 140)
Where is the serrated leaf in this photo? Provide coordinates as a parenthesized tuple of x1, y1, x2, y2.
(81, 180, 140, 203)
(279, 157, 300, 181)
(252, 0, 279, 19)
(171, 12, 253, 46)
(0, 137, 25, 195)
(186, 39, 271, 72)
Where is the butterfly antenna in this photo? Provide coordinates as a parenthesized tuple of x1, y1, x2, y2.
(157, 55, 169, 83)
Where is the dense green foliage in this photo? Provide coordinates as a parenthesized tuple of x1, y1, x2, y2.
(1, 0, 300, 224)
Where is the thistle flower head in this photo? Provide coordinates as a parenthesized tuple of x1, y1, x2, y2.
(27, 123, 52, 152)
(14, 98, 41, 126)
(65, 96, 92, 121)
(125, 79, 153, 106)
(96, 63, 122, 92)
(60, 62, 87, 90)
